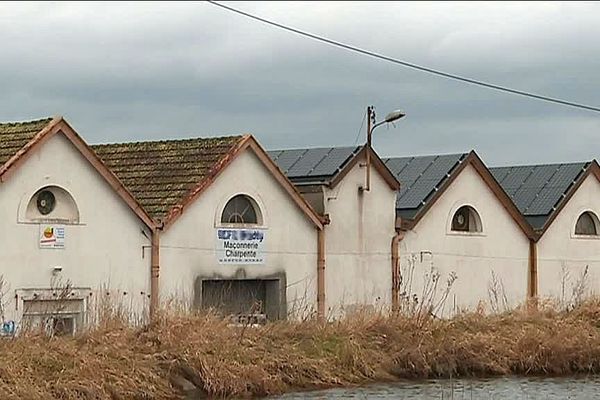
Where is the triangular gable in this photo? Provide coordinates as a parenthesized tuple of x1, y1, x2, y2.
(402, 150, 536, 240)
(0, 116, 156, 230)
(532, 160, 600, 239)
(160, 135, 324, 230)
(329, 145, 400, 191)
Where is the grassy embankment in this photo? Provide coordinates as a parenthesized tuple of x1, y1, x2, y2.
(3, 301, 600, 399)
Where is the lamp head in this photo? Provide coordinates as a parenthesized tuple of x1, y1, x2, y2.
(384, 110, 406, 123)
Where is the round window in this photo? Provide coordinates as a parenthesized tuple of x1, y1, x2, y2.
(36, 190, 56, 215)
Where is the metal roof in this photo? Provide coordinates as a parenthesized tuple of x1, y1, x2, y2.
(268, 146, 361, 185)
(490, 162, 589, 230)
(384, 153, 468, 220)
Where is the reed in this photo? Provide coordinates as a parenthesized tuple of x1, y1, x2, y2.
(2, 300, 600, 399)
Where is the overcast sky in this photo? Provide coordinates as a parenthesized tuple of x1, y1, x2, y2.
(1, 1, 599, 165)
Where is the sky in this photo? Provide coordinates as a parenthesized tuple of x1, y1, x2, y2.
(0, 1, 599, 166)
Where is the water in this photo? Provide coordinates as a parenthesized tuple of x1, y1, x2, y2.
(269, 376, 600, 399)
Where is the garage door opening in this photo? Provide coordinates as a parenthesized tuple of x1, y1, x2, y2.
(201, 279, 283, 323)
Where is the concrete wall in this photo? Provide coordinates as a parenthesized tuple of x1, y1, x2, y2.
(400, 164, 531, 316)
(322, 155, 398, 316)
(0, 132, 151, 330)
(160, 149, 318, 319)
(537, 174, 600, 305)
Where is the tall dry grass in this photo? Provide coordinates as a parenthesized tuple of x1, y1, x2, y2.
(2, 300, 600, 399)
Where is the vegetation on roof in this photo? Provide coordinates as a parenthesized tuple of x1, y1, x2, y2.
(92, 136, 244, 221)
(0, 118, 54, 165)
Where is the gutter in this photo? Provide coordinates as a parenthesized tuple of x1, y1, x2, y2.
(391, 231, 404, 313)
(150, 225, 162, 319)
(317, 227, 326, 320)
(528, 239, 538, 307)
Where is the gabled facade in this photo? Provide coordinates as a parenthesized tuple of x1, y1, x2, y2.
(0, 117, 155, 335)
(270, 146, 400, 316)
(94, 135, 325, 321)
(385, 151, 535, 315)
(492, 161, 600, 304)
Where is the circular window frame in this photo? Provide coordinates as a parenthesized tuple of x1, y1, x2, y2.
(21, 184, 80, 224)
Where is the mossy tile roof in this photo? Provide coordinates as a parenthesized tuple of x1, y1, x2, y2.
(0, 118, 54, 165)
(91, 136, 245, 221)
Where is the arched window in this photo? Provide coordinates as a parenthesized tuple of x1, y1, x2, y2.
(25, 186, 79, 224)
(575, 211, 599, 236)
(221, 195, 260, 225)
(451, 205, 482, 233)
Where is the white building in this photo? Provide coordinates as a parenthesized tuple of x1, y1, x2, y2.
(0, 117, 155, 335)
(92, 135, 325, 322)
(383, 151, 536, 315)
(491, 160, 600, 307)
(269, 146, 400, 316)
(3, 115, 599, 330)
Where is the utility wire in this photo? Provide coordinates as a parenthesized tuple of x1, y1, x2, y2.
(207, 1, 600, 113)
(353, 108, 366, 145)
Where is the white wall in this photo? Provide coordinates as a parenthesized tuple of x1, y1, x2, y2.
(0, 132, 151, 329)
(400, 164, 531, 316)
(322, 156, 398, 316)
(537, 174, 600, 305)
(160, 149, 318, 319)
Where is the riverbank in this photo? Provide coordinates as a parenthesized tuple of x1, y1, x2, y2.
(3, 301, 600, 399)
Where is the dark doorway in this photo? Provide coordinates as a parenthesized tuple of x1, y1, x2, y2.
(201, 279, 282, 321)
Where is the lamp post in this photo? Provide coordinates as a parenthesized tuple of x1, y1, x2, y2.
(362, 105, 405, 192)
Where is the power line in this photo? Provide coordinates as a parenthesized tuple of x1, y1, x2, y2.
(353, 108, 366, 145)
(207, 1, 600, 113)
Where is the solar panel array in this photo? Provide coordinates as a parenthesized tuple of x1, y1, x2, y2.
(268, 146, 360, 183)
(384, 153, 467, 219)
(490, 162, 588, 229)
(269, 145, 591, 232)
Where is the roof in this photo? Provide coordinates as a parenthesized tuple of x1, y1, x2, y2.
(0, 118, 54, 166)
(91, 136, 245, 221)
(384, 153, 468, 220)
(490, 162, 590, 231)
(268, 146, 361, 185)
(269, 145, 400, 190)
(0, 116, 156, 229)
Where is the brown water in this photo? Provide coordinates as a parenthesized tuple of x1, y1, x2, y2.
(269, 376, 600, 399)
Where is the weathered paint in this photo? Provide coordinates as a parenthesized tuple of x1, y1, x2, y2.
(0, 132, 152, 327)
(159, 149, 318, 319)
(321, 152, 398, 316)
(400, 163, 530, 316)
(536, 174, 600, 304)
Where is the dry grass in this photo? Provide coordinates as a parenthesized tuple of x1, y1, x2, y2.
(3, 300, 600, 399)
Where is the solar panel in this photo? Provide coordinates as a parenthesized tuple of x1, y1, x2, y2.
(512, 187, 541, 211)
(384, 156, 414, 179)
(522, 165, 561, 188)
(286, 148, 330, 178)
(309, 147, 358, 177)
(496, 166, 535, 190)
(397, 178, 441, 208)
(525, 186, 564, 215)
(267, 150, 283, 161)
(489, 167, 510, 183)
(271, 149, 307, 174)
(395, 156, 437, 183)
(419, 154, 463, 183)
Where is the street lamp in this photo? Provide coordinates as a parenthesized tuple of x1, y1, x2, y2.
(361, 105, 405, 192)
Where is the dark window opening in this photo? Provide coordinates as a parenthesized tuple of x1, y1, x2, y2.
(575, 212, 598, 236)
(451, 206, 482, 233)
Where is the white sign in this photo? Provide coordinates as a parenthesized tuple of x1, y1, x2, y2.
(39, 225, 65, 249)
(216, 228, 266, 264)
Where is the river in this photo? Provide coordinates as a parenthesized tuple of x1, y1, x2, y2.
(269, 376, 600, 399)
